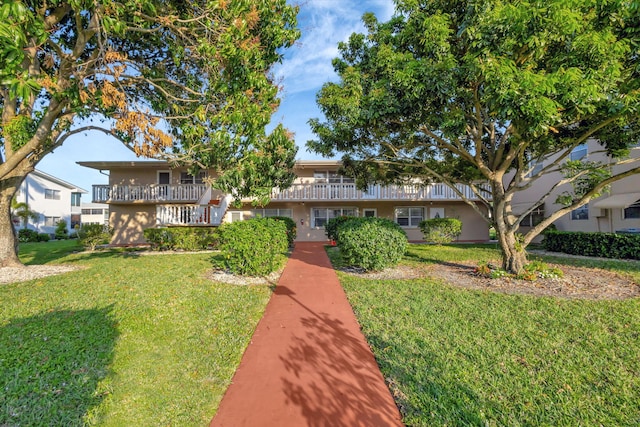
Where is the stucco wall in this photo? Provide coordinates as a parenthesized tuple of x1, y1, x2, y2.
(109, 205, 155, 244)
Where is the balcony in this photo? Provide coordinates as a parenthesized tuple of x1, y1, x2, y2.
(93, 182, 490, 204)
(270, 183, 491, 202)
(92, 184, 208, 203)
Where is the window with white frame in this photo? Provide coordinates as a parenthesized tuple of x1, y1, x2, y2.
(520, 207, 545, 227)
(571, 204, 589, 220)
(44, 216, 61, 226)
(527, 160, 544, 177)
(313, 171, 354, 184)
(180, 171, 207, 184)
(250, 208, 293, 218)
(624, 201, 640, 219)
(570, 144, 588, 161)
(312, 207, 357, 228)
(228, 211, 246, 222)
(44, 189, 61, 200)
(71, 192, 81, 206)
(395, 207, 424, 227)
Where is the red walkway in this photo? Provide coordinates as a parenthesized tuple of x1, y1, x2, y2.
(210, 242, 404, 427)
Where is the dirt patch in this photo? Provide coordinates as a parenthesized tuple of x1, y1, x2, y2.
(426, 262, 640, 300)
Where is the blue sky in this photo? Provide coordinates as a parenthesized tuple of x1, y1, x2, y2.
(37, 0, 395, 192)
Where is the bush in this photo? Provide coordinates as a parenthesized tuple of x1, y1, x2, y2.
(419, 217, 462, 244)
(143, 227, 219, 251)
(78, 223, 114, 250)
(219, 218, 288, 276)
(37, 233, 50, 242)
(337, 217, 408, 271)
(325, 216, 356, 242)
(543, 230, 640, 260)
(18, 228, 39, 243)
(270, 216, 297, 248)
(54, 220, 68, 240)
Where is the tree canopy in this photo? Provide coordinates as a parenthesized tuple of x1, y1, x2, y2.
(309, 0, 640, 273)
(0, 0, 300, 267)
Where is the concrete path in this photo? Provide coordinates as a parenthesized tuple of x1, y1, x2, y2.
(210, 242, 404, 427)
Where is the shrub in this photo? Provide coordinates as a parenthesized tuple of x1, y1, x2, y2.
(18, 228, 39, 243)
(37, 233, 50, 242)
(544, 230, 640, 260)
(78, 223, 114, 250)
(325, 216, 357, 242)
(270, 216, 297, 248)
(419, 217, 462, 244)
(219, 218, 288, 276)
(54, 220, 68, 240)
(143, 227, 218, 251)
(337, 217, 408, 271)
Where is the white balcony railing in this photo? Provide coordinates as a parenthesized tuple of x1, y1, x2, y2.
(93, 182, 490, 204)
(270, 183, 491, 201)
(156, 196, 231, 226)
(93, 184, 208, 203)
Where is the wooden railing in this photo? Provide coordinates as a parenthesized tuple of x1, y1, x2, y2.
(92, 184, 208, 203)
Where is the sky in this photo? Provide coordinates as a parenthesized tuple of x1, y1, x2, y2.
(37, 0, 395, 193)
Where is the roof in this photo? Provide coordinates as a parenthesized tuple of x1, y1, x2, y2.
(592, 192, 640, 209)
(31, 169, 88, 193)
(77, 159, 343, 171)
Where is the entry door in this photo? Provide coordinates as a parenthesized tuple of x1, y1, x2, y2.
(158, 171, 171, 199)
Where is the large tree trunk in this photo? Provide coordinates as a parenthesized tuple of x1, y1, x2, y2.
(498, 230, 528, 274)
(0, 176, 26, 268)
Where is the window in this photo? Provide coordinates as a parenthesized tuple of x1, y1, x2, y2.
(520, 207, 545, 227)
(44, 216, 61, 227)
(229, 211, 246, 222)
(81, 209, 91, 214)
(180, 171, 207, 184)
(313, 171, 354, 184)
(312, 207, 357, 228)
(527, 160, 543, 177)
(71, 192, 81, 206)
(395, 207, 424, 227)
(570, 144, 588, 161)
(250, 208, 293, 218)
(571, 204, 589, 220)
(624, 201, 640, 219)
(45, 189, 61, 200)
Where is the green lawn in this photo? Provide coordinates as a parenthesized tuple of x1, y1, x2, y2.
(332, 244, 640, 426)
(1, 240, 271, 426)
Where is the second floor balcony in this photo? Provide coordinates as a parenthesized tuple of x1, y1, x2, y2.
(93, 182, 490, 204)
(92, 184, 208, 203)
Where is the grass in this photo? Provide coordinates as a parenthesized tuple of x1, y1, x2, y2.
(331, 244, 640, 426)
(1, 240, 272, 426)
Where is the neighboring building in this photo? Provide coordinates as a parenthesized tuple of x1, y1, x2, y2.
(510, 139, 640, 234)
(13, 169, 87, 235)
(78, 160, 492, 245)
(80, 202, 109, 226)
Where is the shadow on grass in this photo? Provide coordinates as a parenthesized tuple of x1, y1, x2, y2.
(0, 306, 118, 425)
(366, 333, 502, 426)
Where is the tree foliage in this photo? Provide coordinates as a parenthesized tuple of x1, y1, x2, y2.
(0, 0, 300, 266)
(309, 0, 640, 273)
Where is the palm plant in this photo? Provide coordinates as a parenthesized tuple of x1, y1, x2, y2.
(10, 198, 39, 229)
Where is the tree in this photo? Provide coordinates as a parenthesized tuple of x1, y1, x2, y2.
(10, 198, 38, 229)
(0, 0, 300, 267)
(309, 0, 640, 273)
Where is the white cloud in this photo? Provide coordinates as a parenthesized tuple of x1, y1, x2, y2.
(275, 0, 395, 96)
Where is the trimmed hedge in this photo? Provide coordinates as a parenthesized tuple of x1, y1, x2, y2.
(325, 216, 357, 242)
(143, 227, 218, 251)
(218, 218, 288, 276)
(270, 216, 297, 248)
(337, 217, 408, 271)
(419, 217, 462, 244)
(543, 230, 640, 260)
